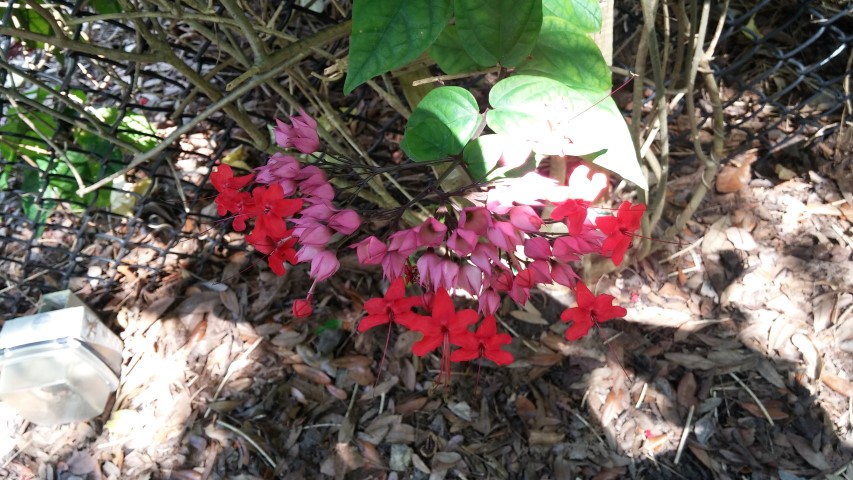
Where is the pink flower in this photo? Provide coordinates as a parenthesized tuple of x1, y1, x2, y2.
(297, 224, 333, 246)
(416, 217, 447, 248)
(328, 209, 361, 235)
(550, 261, 579, 287)
(457, 263, 483, 296)
(447, 228, 479, 256)
(459, 207, 492, 236)
(300, 203, 335, 221)
(509, 268, 535, 304)
(470, 243, 500, 276)
(388, 229, 419, 256)
(255, 153, 300, 184)
(478, 288, 500, 315)
(274, 108, 320, 154)
(527, 259, 552, 284)
(509, 205, 543, 232)
(523, 236, 551, 260)
(381, 250, 408, 280)
(310, 250, 340, 282)
(351, 236, 387, 265)
(493, 270, 513, 292)
(486, 221, 522, 251)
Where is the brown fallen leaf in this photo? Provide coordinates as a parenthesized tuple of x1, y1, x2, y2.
(516, 395, 537, 422)
(292, 364, 332, 385)
(529, 430, 565, 446)
(396, 397, 429, 416)
(330, 355, 373, 368)
(676, 372, 698, 410)
(716, 149, 758, 193)
(788, 434, 831, 471)
(738, 401, 789, 420)
(820, 372, 853, 397)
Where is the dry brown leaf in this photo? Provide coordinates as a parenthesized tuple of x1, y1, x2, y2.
(676, 372, 698, 409)
(526, 352, 565, 366)
(725, 227, 759, 251)
(347, 365, 375, 386)
(411, 453, 431, 474)
(820, 372, 853, 397)
(397, 397, 428, 416)
(601, 388, 625, 425)
(510, 309, 548, 325)
(515, 395, 537, 422)
(738, 401, 789, 420)
(219, 289, 240, 317)
(358, 440, 384, 468)
(716, 149, 758, 193)
(529, 430, 565, 446)
(292, 364, 332, 385)
(330, 355, 373, 369)
(326, 384, 348, 400)
(591, 467, 627, 480)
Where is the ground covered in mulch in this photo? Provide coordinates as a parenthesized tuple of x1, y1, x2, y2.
(2, 3, 853, 480)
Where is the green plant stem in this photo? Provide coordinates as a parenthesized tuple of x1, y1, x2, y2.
(76, 20, 353, 197)
(219, 0, 267, 65)
(0, 27, 158, 63)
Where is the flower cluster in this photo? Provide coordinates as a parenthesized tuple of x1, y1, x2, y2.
(210, 109, 361, 317)
(211, 108, 645, 387)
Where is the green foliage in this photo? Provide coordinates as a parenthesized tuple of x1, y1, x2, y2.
(453, 0, 542, 68)
(91, 0, 123, 14)
(0, 6, 53, 47)
(347, 0, 647, 190)
(344, 0, 452, 94)
(0, 90, 158, 225)
(399, 87, 481, 162)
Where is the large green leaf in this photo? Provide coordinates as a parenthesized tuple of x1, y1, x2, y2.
(344, 0, 452, 94)
(454, 0, 542, 67)
(427, 24, 481, 75)
(516, 16, 610, 92)
(542, 0, 601, 33)
(400, 86, 481, 161)
(487, 75, 646, 189)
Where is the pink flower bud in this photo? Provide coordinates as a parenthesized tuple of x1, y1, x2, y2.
(459, 207, 492, 236)
(435, 259, 459, 292)
(478, 289, 500, 315)
(447, 228, 479, 256)
(509, 205, 543, 232)
(523, 236, 552, 260)
(388, 229, 419, 256)
(329, 209, 361, 235)
(381, 250, 408, 280)
(528, 259, 552, 284)
(514, 268, 536, 289)
(296, 244, 324, 263)
(351, 236, 387, 265)
(416, 217, 447, 248)
(310, 250, 339, 281)
(470, 243, 500, 276)
(416, 251, 442, 289)
(551, 261, 579, 287)
(493, 270, 513, 292)
(301, 204, 335, 221)
(457, 263, 484, 295)
(293, 298, 313, 318)
(298, 224, 333, 246)
(486, 221, 522, 251)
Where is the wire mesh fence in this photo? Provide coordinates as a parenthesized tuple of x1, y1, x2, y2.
(0, 0, 850, 318)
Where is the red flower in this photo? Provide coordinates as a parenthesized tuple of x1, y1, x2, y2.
(246, 184, 304, 239)
(358, 277, 426, 382)
(449, 315, 513, 365)
(551, 198, 589, 236)
(246, 230, 298, 276)
(560, 281, 627, 341)
(215, 189, 254, 231)
(410, 289, 478, 386)
(595, 201, 645, 266)
(293, 298, 313, 318)
(358, 277, 423, 332)
(211, 164, 254, 192)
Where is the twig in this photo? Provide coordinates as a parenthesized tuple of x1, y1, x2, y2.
(75, 20, 352, 197)
(660, 237, 704, 264)
(495, 315, 538, 352)
(635, 382, 648, 408)
(559, 402, 608, 448)
(411, 66, 502, 86)
(674, 404, 694, 464)
(729, 372, 775, 426)
(215, 419, 276, 469)
(0, 26, 158, 63)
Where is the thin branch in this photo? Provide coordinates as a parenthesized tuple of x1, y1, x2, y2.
(219, 0, 267, 64)
(0, 27, 158, 63)
(75, 20, 353, 196)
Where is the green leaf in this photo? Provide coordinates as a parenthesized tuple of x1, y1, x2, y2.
(400, 86, 481, 161)
(344, 0, 452, 94)
(92, 0, 122, 14)
(462, 134, 532, 181)
(542, 0, 601, 33)
(454, 0, 542, 67)
(0, 7, 54, 47)
(516, 16, 610, 92)
(487, 75, 646, 189)
(427, 24, 482, 75)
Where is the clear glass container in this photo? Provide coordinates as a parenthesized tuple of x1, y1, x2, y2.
(0, 291, 122, 425)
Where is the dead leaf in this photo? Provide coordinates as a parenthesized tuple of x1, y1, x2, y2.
(664, 353, 717, 370)
(790, 333, 820, 379)
(397, 397, 428, 416)
(677, 372, 698, 409)
(716, 149, 758, 193)
(788, 434, 831, 471)
(292, 364, 332, 385)
(601, 388, 625, 425)
(529, 430, 565, 446)
(515, 395, 537, 422)
(820, 373, 853, 397)
(219, 289, 240, 317)
(526, 352, 565, 366)
(725, 227, 759, 251)
(330, 355, 373, 368)
(347, 365, 375, 386)
(738, 401, 789, 420)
